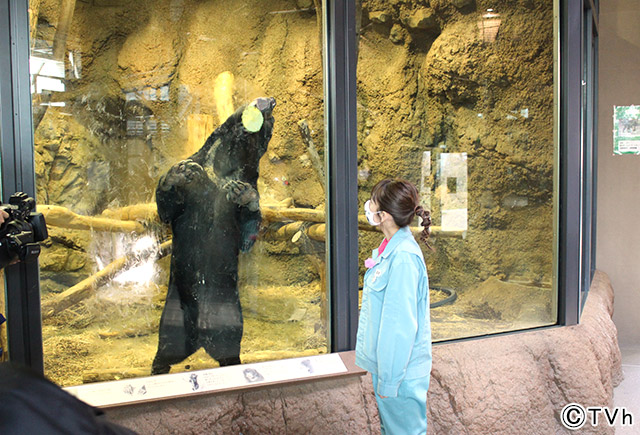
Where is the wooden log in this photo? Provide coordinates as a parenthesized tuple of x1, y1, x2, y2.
(214, 71, 235, 125)
(94, 203, 326, 228)
(52, 0, 76, 60)
(263, 221, 304, 241)
(41, 255, 128, 319)
(306, 224, 325, 241)
(261, 205, 326, 224)
(262, 207, 461, 239)
(100, 203, 158, 222)
(41, 240, 172, 319)
(98, 200, 294, 223)
(38, 204, 147, 233)
(264, 222, 325, 243)
(186, 114, 214, 158)
(40, 202, 462, 239)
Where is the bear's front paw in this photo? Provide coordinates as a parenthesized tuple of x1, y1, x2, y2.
(159, 159, 205, 191)
(223, 180, 259, 211)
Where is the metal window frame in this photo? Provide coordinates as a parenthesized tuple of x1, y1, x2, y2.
(0, 0, 43, 372)
(586, 4, 599, 288)
(558, 0, 581, 326)
(325, 0, 360, 352)
(558, 0, 599, 324)
(581, 5, 597, 310)
(590, 22, 599, 284)
(0, 0, 598, 372)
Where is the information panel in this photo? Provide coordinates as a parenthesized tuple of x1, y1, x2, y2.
(614, 105, 640, 155)
(65, 353, 348, 408)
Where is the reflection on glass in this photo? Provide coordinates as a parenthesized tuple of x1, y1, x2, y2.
(357, 1, 556, 341)
(31, 0, 327, 387)
(438, 153, 468, 232)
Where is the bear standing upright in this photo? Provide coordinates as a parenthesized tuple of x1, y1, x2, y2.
(151, 97, 276, 375)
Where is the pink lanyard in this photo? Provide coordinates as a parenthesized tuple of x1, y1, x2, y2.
(378, 238, 389, 255)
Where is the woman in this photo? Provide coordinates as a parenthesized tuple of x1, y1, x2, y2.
(355, 179, 432, 435)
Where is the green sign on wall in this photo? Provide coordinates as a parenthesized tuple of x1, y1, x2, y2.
(614, 105, 640, 155)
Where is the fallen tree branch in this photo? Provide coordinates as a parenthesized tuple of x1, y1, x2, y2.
(41, 240, 172, 320)
(40, 202, 462, 238)
(297, 119, 325, 189)
(38, 204, 147, 233)
(99, 203, 159, 222)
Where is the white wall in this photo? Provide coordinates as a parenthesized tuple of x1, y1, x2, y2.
(597, 0, 640, 347)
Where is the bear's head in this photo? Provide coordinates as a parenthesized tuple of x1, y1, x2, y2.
(211, 97, 276, 185)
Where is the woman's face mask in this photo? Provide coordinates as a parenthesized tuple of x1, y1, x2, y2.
(364, 200, 382, 226)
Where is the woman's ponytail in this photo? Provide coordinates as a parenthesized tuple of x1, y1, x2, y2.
(414, 205, 433, 249)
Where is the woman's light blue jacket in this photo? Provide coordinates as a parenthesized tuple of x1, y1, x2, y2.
(355, 226, 432, 398)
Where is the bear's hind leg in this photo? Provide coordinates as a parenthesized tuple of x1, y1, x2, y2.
(217, 356, 241, 366)
(198, 296, 243, 368)
(151, 285, 198, 375)
(201, 329, 242, 367)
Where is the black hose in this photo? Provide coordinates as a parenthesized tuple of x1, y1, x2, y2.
(429, 286, 457, 308)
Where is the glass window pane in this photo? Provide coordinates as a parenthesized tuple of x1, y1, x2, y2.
(0, 95, 1, 350)
(357, 1, 557, 341)
(30, 1, 328, 386)
(0, 141, 5, 363)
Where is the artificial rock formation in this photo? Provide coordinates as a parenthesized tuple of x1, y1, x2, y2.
(426, 270, 622, 434)
(107, 271, 621, 434)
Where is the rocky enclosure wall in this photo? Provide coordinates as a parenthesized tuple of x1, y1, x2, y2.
(107, 270, 622, 434)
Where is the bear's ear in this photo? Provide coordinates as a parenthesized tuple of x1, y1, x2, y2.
(241, 104, 264, 133)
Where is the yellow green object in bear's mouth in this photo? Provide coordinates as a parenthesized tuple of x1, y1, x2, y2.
(242, 105, 264, 133)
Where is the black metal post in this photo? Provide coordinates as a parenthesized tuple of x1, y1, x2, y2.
(325, 0, 359, 351)
(0, 0, 43, 372)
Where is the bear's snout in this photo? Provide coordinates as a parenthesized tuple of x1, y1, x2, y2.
(255, 97, 276, 114)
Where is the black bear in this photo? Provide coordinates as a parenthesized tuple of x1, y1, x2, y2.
(151, 97, 276, 375)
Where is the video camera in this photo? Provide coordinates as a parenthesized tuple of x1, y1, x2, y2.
(0, 192, 48, 269)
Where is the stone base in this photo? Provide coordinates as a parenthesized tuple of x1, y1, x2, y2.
(426, 270, 623, 434)
(107, 271, 621, 434)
